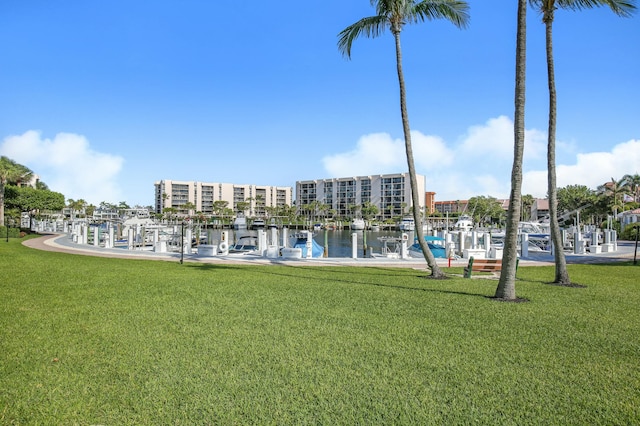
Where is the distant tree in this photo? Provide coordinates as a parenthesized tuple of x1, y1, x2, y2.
(183, 202, 196, 216)
(349, 204, 362, 219)
(99, 201, 117, 210)
(5, 185, 65, 215)
(223, 207, 234, 216)
(67, 198, 88, 219)
(35, 181, 49, 190)
(163, 207, 177, 221)
(521, 194, 535, 221)
(622, 173, 640, 202)
(361, 202, 379, 221)
(468, 196, 505, 226)
(212, 200, 229, 220)
(318, 203, 330, 221)
(235, 201, 250, 216)
(597, 177, 630, 218)
(1, 156, 33, 224)
(338, 0, 469, 278)
(556, 185, 596, 217)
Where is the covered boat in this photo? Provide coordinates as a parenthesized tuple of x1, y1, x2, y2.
(408, 236, 447, 258)
(290, 232, 324, 258)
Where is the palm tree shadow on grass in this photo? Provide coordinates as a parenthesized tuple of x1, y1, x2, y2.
(183, 263, 493, 300)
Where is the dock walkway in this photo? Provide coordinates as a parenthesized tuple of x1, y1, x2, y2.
(22, 233, 637, 268)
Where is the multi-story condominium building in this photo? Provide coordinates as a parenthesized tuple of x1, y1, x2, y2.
(434, 200, 470, 214)
(154, 180, 292, 217)
(296, 173, 425, 221)
(434, 198, 511, 217)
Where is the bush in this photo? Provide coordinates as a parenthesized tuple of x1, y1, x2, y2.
(0, 226, 23, 238)
(620, 223, 640, 240)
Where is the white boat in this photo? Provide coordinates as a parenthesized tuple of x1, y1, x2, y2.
(398, 217, 415, 231)
(251, 218, 265, 229)
(233, 215, 247, 230)
(228, 234, 258, 253)
(373, 236, 403, 259)
(350, 218, 365, 230)
(453, 215, 473, 231)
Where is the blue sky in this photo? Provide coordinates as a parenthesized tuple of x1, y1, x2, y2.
(1, 1, 638, 207)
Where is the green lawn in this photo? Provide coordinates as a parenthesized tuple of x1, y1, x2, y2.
(1, 237, 639, 424)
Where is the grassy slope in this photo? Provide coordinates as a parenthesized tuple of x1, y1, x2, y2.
(1, 238, 639, 424)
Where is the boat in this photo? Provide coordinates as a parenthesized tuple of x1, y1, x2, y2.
(228, 234, 258, 253)
(233, 215, 247, 230)
(453, 215, 473, 231)
(290, 232, 324, 258)
(251, 218, 265, 229)
(408, 236, 448, 258)
(374, 236, 402, 258)
(324, 222, 337, 231)
(398, 217, 415, 231)
(350, 218, 365, 230)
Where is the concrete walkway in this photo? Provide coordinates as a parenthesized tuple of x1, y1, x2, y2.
(22, 233, 638, 268)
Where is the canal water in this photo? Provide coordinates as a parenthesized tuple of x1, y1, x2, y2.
(203, 228, 416, 258)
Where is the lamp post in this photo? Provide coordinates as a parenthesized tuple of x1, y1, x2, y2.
(180, 221, 185, 264)
(634, 224, 639, 266)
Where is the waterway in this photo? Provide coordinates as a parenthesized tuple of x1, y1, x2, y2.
(202, 228, 415, 258)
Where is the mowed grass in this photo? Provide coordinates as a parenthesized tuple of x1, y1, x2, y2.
(1, 238, 639, 425)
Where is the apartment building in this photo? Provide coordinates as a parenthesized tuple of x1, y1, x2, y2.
(295, 172, 425, 220)
(154, 180, 292, 217)
(434, 199, 469, 214)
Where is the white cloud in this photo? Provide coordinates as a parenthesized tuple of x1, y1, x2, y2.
(323, 116, 639, 202)
(523, 139, 640, 197)
(322, 130, 454, 177)
(0, 130, 124, 204)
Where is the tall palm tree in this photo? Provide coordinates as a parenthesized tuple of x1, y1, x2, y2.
(338, 0, 469, 277)
(495, 0, 527, 300)
(529, 0, 636, 284)
(0, 156, 33, 225)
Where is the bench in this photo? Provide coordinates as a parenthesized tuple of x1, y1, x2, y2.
(463, 256, 517, 278)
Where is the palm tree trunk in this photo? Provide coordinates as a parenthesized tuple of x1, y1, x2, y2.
(392, 28, 444, 278)
(544, 8, 571, 284)
(0, 181, 6, 225)
(495, 0, 527, 299)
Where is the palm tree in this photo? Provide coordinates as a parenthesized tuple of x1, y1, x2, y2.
(338, 0, 469, 278)
(622, 173, 640, 202)
(598, 176, 631, 218)
(0, 156, 33, 225)
(521, 194, 535, 221)
(495, 0, 527, 300)
(529, 0, 635, 285)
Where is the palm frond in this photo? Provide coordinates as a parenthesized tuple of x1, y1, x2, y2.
(535, 0, 636, 17)
(412, 0, 471, 28)
(337, 15, 389, 58)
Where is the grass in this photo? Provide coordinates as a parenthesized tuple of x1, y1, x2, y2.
(1, 237, 639, 424)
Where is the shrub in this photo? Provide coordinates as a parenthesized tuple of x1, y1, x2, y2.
(620, 223, 640, 240)
(0, 226, 21, 238)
